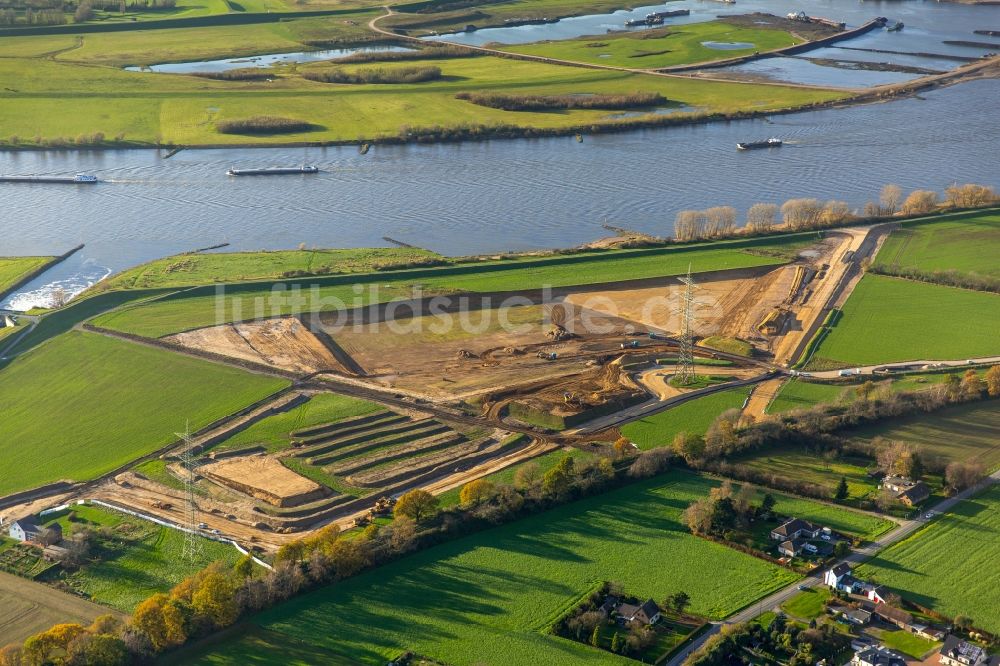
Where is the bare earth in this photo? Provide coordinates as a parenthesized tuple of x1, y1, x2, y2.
(199, 456, 323, 507)
(0, 570, 119, 643)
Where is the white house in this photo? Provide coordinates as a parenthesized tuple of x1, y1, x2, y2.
(8, 516, 61, 545)
(868, 585, 890, 605)
(825, 562, 862, 593)
(853, 646, 907, 666)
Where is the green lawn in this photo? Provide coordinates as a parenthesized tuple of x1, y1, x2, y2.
(780, 587, 830, 620)
(0, 256, 52, 295)
(857, 483, 1000, 634)
(188, 471, 802, 665)
(43, 504, 238, 612)
(0, 331, 289, 496)
(875, 210, 1000, 278)
(845, 399, 1000, 471)
(621, 387, 751, 450)
(92, 235, 811, 338)
(807, 275, 1000, 367)
(875, 629, 940, 659)
(500, 21, 801, 69)
(767, 372, 977, 414)
(731, 450, 877, 502)
(205, 392, 382, 454)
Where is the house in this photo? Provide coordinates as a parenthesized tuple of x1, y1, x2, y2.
(826, 562, 863, 593)
(882, 476, 931, 506)
(8, 517, 62, 546)
(868, 585, 890, 605)
(882, 476, 913, 493)
(779, 539, 805, 557)
(845, 609, 873, 626)
(939, 636, 988, 666)
(853, 646, 908, 666)
(616, 599, 661, 625)
(771, 518, 822, 541)
(874, 605, 914, 630)
(598, 595, 620, 617)
(42, 544, 69, 561)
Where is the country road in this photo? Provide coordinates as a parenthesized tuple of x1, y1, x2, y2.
(806, 356, 1000, 380)
(666, 469, 1000, 666)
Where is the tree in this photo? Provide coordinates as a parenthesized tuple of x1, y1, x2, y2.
(711, 497, 737, 533)
(834, 540, 851, 558)
(821, 200, 852, 225)
(945, 461, 986, 492)
(388, 516, 419, 554)
(612, 437, 632, 460)
(747, 203, 778, 232)
(760, 493, 776, 518)
(275, 540, 307, 564)
(669, 591, 691, 615)
(902, 189, 939, 215)
(73, 2, 93, 22)
(23, 624, 87, 666)
(954, 615, 973, 631)
(835, 476, 849, 500)
(683, 499, 714, 535)
(781, 198, 824, 230)
(985, 365, 1000, 397)
(131, 594, 187, 651)
(459, 479, 496, 507)
(855, 380, 876, 402)
(960, 369, 984, 399)
(590, 624, 601, 647)
(394, 489, 439, 522)
(234, 554, 254, 580)
(880, 184, 903, 215)
(513, 462, 540, 489)
(674, 210, 707, 241)
(672, 431, 705, 463)
(945, 183, 996, 208)
(610, 631, 621, 653)
(704, 206, 737, 237)
(65, 633, 128, 666)
(191, 572, 239, 628)
(542, 455, 576, 498)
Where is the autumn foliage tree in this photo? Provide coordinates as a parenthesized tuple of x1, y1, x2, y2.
(459, 479, 497, 507)
(394, 489, 440, 522)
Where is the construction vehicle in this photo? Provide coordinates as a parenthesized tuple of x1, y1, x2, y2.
(371, 496, 395, 516)
(150, 501, 173, 510)
(536, 351, 558, 360)
(621, 340, 640, 349)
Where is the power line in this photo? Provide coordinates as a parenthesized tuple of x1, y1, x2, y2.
(674, 265, 699, 386)
(175, 423, 204, 562)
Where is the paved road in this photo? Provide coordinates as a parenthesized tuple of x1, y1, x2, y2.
(806, 356, 1000, 380)
(665, 470, 1000, 666)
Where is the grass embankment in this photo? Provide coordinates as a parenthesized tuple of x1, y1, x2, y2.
(806, 275, 1000, 367)
(700, 336, 752, 357)
(622, 387, 751, 450)
(188, 472, 804, 665)
(0, 256, 53, 295)
(857, 483, 1000, 635)
(43, 504, 238, 612)
(92, 234, 810, 337)
(875, 209, 1000, 278)
(0, 331, 289, 496)
(0, 22, 845, 148)
(499, 21, 801, 69)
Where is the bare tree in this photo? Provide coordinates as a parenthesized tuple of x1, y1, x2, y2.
(880, 184, 903, 215)
(704, 206, 737, 237)
(781, 198, 824, 230)
(674, 210, 707, 241)
(746, 203, 778, 232)
(901, 189, 939, 215)
(945, 183, 997, 208)
(821, 200, 852, 225)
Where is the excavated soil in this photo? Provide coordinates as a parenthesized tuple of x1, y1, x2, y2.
(199, 456, 326, 507)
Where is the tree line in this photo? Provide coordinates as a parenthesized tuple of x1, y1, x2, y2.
(303, 65, 442, 85)
(455, 91, 667, 112)
(215, 116, 313, 135)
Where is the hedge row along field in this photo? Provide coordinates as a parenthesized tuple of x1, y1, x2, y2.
(856, 483, 1000, 634)
(0, 330, 289, 496)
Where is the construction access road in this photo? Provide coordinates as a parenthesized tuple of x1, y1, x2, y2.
(805, 356, 1000, 380)
(666, 469, 1000, 666)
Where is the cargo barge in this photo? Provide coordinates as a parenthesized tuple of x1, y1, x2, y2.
(226, 166, 320, 176)
(736, 138, 782, 150)
(0, 173, 98, 184)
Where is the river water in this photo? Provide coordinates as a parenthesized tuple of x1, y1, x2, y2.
(1, 3, 998, 309)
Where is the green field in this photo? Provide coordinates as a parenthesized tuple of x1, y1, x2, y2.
(92, 235, 811, 337)
(500, 21, 801, 69)
(0, 331, 289, 496)
(807, 275, 1000, 367)
(857, 483, 1000, 634)
(204, 392, 382, 454)
(732, 450, 878, 501)
(0, 256, 52, 295)
(875, 210, 1000, 277)
(43, 504, 238, 612)
(767, 371, 978, 414)
(621, 387, 751, 450)
(846, 399, 1000, 471)
(780, 587, 830, 620)
(187, 472, 805, 665)
(874, 629, 940, 659)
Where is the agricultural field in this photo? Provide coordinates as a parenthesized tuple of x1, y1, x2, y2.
(621, 386, 752, 450)
(806, 275, 1000, 367)
(500, 21, 801, 69)
(845, 399, 1000, 471)
(856, 483, 1000, 635)
(43, 504, 239, 612)
(731, 449, 878, 502)
(204, 392, 382, 454)
(0, 255, 52, 295)
(92, 234, 811, 337)
(766, 371, 980, 414)
(0, 570, 115, 645)
(0, 330, 289, 496)
(187, 471, 803, 665)
(875, 209, 1000, 277)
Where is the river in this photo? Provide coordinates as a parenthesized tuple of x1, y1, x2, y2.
(1, 2, 998, 309)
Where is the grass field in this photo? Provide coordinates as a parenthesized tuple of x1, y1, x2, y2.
(875, 210, 1000, 278)
(92, 235, 810, 337)
(0, 569, 116, 645)
(766, 371, 979, 414)
(874, 629, 940, 658)
(186, 471, 802, 665)
(845, 399, 1000, 471)
(807, 275, 1000, 367)
(780, 587, 830, 620)
(44, 504, 239, 612)
(0, 331, 289, 496)
(732, 450, 878, 501)
(856, 483, 1000, 634)
(0, 256, 52, 295)
(207, 392, 382, 454)
(500, 21, 800, 69)
(621, 387, 751, 450)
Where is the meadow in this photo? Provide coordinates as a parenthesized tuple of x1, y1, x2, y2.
(188, 471, 803, 665)
(845, 399, 1000, 471)
(92, 234, 809, 337)
(875, 209, 1000, 277)
(500, 21, 800, 69)
(0, 256, 52, 295)
(766, 371, 977, 414)
(0, 330, 289, 496)
(780, 587, 830, 620)
(44, 504, 239, 612)
(731, 450, 878, 502)
(856, 483, 1000, 634)
(621, 387, 751, 450)
(806, 275, 1000, 367)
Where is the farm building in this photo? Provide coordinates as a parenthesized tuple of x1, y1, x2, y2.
(882, 476, 931, 506)
(853, 646, 907, 666)
(598, 596, 661, 625)
(939, 636, 991, 666)
(42, 544, 69, 561)
(874, 605, 914, 631)
(771, 518, 822, 541)
(7, 517, 61, 545)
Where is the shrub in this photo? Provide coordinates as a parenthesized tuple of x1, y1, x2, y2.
(331, 45, 478, 63)
(191, 68, 275, 81)
(303, 66, 442, 85)
(455, 91, 667, 112)
(215, 116, 313, 135)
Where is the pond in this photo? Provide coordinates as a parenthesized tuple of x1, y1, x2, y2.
(124, 45, 415, 74)
(701, 41, 755, 50)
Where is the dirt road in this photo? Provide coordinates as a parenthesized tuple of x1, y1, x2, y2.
(742, 377, 786, 418)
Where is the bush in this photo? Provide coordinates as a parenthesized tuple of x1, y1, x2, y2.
(455, 91, 667, 112)
(215, 116, 313, 135)
(331, 45, 478, 63)
(191, 68, 275, 81)
(303, 66, 442, 84)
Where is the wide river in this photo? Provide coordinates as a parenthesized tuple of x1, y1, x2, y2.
(1, 1, 998, 309)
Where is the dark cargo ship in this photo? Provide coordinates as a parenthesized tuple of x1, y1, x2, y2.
(226, 166, 319, 176)
(736, 138, 782, 150)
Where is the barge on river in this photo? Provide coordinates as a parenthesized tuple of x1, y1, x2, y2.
(737, 138, 782, 150)
(0, 173, 98, 184)
(226, 166, 319, 176)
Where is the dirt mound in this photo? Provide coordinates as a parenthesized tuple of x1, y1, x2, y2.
(199, 456, 327, 507)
